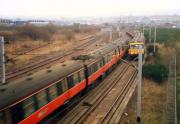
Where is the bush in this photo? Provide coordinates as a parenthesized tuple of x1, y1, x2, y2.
(43, 24, 58, 34)
(147, 45, 158, 54)
(0, 25, 56, 42)
(143, 63, 168, 83)
(18, 25, 51, 41)
(0, 31, 16, 43)
(61, 30, 75, 41)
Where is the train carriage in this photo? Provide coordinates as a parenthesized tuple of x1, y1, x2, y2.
(0, 43, 127, 124)
(0, 60, 85, 124)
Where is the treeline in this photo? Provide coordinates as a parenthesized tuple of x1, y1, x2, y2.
(0, 25, 57, 42)
(144, 28, 180, 45)
(0, 24, 95, 42)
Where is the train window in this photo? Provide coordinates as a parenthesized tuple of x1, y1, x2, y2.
(97, 61, 101, 69)
(88, 65, 92, 75)
(68, 75, 75, 89)
(0, 112, 5, 124)
(79, 70, 85, 81)
(56, 82, 62, 95)
(49, 84, 58, 100)
(36, 90, 48, 108)
(116, 49, 118, 56)
(93, 63, 98, 72)
(5, 110, 12, 124)
(73, 73, 80, 85)
(108, 54, 112, 61)
(105, 56, 108, 63)
(93, 65, 95, 71)
(0, 109, 12, 124)
(91, 65, 94, 73)
(90, 65, 94, 74)
(61, 78, 68, 92)
(100, 59, 103, 67)
(22, 97, 36, 118)
(114, 50, 116, 56)
(107, 55, 110, 62)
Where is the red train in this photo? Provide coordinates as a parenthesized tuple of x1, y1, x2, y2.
(0, 44, 127, 124)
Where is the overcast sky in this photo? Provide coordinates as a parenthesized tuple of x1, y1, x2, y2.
(1, 0, 180, 18)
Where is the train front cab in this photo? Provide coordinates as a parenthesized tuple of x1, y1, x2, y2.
(128, 42, 144, 58)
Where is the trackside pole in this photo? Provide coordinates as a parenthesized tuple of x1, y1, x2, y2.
(153, 26, 156, 53)
(149, 27, 151, 43)
(110, 29, 112, 42)
(0, 37, 5, 84)
(175, 53, 177, 124)
(137, 45, 142, 123)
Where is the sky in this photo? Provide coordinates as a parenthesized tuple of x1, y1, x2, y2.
(1, 0, 180, 18)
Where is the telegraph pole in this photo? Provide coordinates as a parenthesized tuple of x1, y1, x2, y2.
(154, 26, 156, 53)
(109, 28, 112, 42)
(0, 37, 5, 84)
(142, 24, 144, 36)
(117, 24, 121, 38)
(165, 54, 177, 124)
(149, 26, 151, 43)
(175, 53, 177, 124)
(137, 45, 142, 124)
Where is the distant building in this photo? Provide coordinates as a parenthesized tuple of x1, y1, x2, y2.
(73, 23, 81, 30)
(27, 20, 50, 26)
(0, 19, 13, 26)
(14, 20, 27, 25)
(172, 25, 177, 29)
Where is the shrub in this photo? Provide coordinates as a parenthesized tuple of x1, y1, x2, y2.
(61, 30, 75, 41)
(43, 24, 58, 34)
(147, 45, 158, 54)
(143, 63, 168, 83)
(18, 25, 51, 41)
(0, 31, 15, 43)
(0, 25, 55, 42)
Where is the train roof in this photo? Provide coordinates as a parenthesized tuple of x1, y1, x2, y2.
(0, 60, 84, 111)
(73, 43, 118, 61)
(89, 43, 117, 57)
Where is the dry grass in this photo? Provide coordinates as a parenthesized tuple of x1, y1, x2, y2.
(5, 40, 46, 54)
(142, 79, 167, 124)
(157, 44, 175, 66)
(100, 31, 120, 43)
(157, 43, 180, 75)
(120, 79, 167, 124)
(5, 30, 94, 71)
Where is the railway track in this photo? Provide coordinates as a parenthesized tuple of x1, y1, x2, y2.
(10, 35, 93, 58)
(96, 70, 137, 124)
(48, 60, 137, 124)
(6, 35, 100, 81)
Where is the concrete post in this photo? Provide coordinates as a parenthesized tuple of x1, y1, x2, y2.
(154, 26, 156, 53)
(0, 37, 5, 84)
(137, 45, 142, 123)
